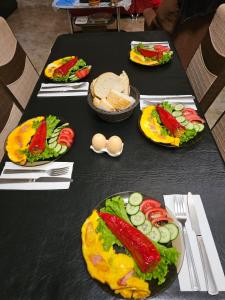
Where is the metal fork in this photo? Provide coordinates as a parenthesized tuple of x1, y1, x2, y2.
(174, 195, 201, 291)
(3, 166, 70, 177)
(40, 82, 86, 91)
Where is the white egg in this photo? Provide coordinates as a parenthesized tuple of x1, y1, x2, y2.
(92, 133, 107, 151)
(107, 136, 123, 155)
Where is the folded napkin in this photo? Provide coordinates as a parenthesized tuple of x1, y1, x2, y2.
(164, 194, 225, 291)
(0, 162, 74, 190)
(37, 82, 89, 98)
(131, 41, 170, 49)
(140, 95, 197, 110)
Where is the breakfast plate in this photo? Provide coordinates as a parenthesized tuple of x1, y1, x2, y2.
(139, 101, 205, 148)
(81, 191, 184, 299)
(44, 56, 91, 82)
(5, 115, 75, 166)
(130, 43, 173, 66)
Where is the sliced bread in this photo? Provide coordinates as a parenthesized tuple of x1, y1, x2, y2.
(107, 89, 134, 110)
(93, 72, 124, 99)
(119, 70, 130, 95)
(93, 97, 116, 112)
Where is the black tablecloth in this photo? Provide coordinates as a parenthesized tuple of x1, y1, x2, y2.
(0, 31, 224, 300)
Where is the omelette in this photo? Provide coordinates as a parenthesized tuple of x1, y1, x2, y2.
(81, 210, 150, 299)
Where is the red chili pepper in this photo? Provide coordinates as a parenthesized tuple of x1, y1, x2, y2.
(98, 212, 161, 273)
(53, 57, 78, 77)
(29, 120, 47, 154)
(156, 105, 185, 138)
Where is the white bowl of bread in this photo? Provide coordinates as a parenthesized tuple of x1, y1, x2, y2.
(87, 71, 140, 122)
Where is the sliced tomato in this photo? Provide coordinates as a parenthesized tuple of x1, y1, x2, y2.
(58, 136, 73, 147)
(182, 108, 197, 114)
(60, 128, 74, 139)
(146, 208, 167, 221)
(140, 199, 161, 214)
(154, 45, 170, 52)
(185, 115, 205, 123)
(75, 66, 91, 79)
(152, 217, 173, 227)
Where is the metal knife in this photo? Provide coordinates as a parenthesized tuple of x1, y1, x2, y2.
(0, 177, 73, 183)
(187, 192, 219, 295)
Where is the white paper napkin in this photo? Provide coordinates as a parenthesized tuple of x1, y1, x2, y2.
(0, 162, 74, 190)
(164, 194, 225, 291)
(140, 95, 197, 110)
(37, 82, 89, 98)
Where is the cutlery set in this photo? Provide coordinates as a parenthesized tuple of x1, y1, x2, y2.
(37, 82, 89, 97)
(174, 193, 219, 295)
(0, 166, 72, 184)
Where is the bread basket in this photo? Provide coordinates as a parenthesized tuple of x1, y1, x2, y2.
(87, 85, 140, 122)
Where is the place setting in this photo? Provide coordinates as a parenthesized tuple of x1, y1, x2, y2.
(0, 115, 75, 190)
(81, 191, 225, 299)
(37, 55, 91, 98)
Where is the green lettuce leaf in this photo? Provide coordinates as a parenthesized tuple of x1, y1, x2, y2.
(46, 115, 60, 138)
(134, 242, 179, 285)
(96, 217, 121, 251)
(180, 129, 197, 144)
(100, 196, 131, 224)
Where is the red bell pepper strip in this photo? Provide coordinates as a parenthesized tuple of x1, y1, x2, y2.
(29, 120, 47, 154)
(98, 212, 161, 273)
(156, 105, 186, 138)
(53, 57, 78, 77)
(137, 47, 159, 58)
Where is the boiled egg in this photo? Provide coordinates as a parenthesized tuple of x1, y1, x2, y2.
(106, 136, 123, 156)
(91, 133, 107, 152)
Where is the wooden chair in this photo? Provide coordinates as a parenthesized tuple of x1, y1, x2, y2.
(0, 17, 39, 110)
(212, 112, 225, 162)
(186, 4, 225, 115)
(0, 80, 22, 162)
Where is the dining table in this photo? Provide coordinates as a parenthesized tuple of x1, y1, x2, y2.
(0, 31, 225, 300)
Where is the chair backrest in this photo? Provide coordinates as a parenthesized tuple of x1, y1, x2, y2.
(186, 4, 225, 114)
(0, 80, 23, 162)
(212, 111, 225, 162)
(0, 17, 38, 110)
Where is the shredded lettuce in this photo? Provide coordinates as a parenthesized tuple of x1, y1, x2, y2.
(23, 145, 59, 163)
(100, 196, 131, 224)
(134, 242, 179, 285)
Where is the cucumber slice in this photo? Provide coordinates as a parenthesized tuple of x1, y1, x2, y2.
(48, 141, 57, 149)
(51, 131, 60, 138)
(198, 123, 205, 132)
(147, 227, 160, 242)
(185, 122, 194, 130)
(158, 226, 171, 244)
(58, 123, 69, 129)
(137, 220, 152, 235)
(174, 104, 184, 111)
(176, 116, 185, 123)
(54, 144, 62, 153)
(193, 123, 200, 132)
(172, 111, 182, 117)
(164, 223, 179, 241)
(53, 128, 61, 133)
(130, 211, 145, 226)
(181, 120, 189, 126)
(48, 136, 58, 144)
(58, 144, 68, 155)
(129, 192, 143, 206)
(126, 203, 139, 215)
